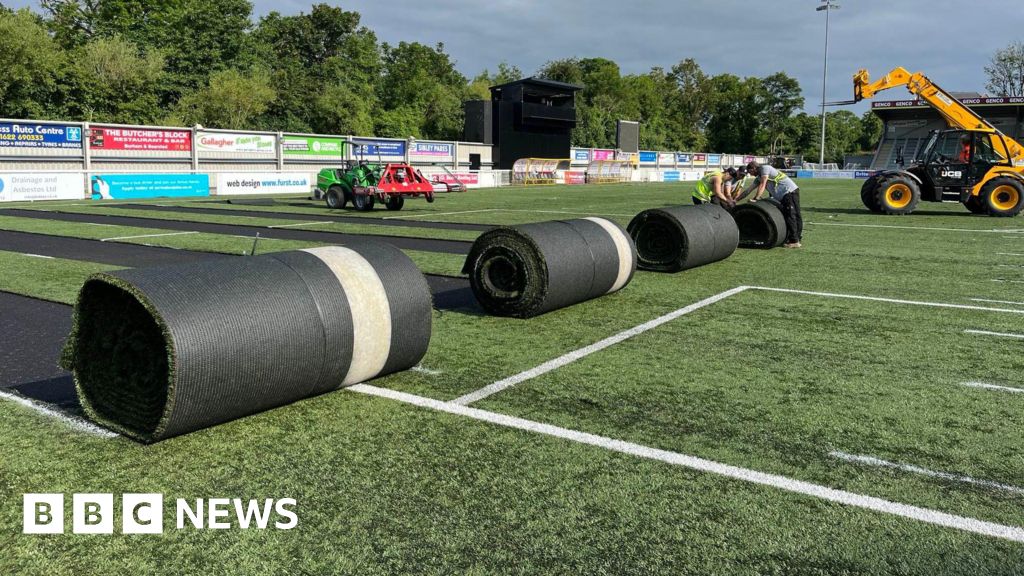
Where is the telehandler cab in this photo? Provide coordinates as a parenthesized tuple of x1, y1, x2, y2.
(853, 67, 1024, 217)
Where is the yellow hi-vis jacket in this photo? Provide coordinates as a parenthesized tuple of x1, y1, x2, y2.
(693, 170, 723, 201)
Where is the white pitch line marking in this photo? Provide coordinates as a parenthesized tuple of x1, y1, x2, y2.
(997, 253, 1024, 257)
(500, 209, 635, 217)
(961, 381, 1024, 394)
(350, 384, 1024, 544)
(750, 286, 1024, 315)
(411, 365, 442, 376)
(996, 264, 1024, 269)
(230, 234, 284, 241)
(830, 451, 1024, 495)
(101, 231, 198, 242)
(0, 390, 117, 438)
(453, 286, 751, 406)
(383, 209, 498, 220)
(456, 285, 1024, 407)
(806, 222, 1024, 234)
(964, 329, 1024, 340)
(21, 253, 54, 259)
(969, 298, 1024, 307)
(991, 279, 1024, 284)
(266, 221, 332, 229)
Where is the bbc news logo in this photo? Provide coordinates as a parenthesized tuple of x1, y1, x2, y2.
(23, 494, 297, 534)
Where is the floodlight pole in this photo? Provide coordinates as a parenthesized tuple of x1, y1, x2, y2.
(817, 0, 839, 167)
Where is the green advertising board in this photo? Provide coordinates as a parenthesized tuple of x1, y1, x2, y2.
(282, 136, 345, 157)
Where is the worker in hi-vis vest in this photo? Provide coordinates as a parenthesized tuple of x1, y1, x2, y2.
(693, 167, 738, 207)
(727, 168, 758, 202)
(746, 160, 803, 248)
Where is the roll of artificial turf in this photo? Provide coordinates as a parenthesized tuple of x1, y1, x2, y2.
(60, 245, 431, 442)
(462, 217, 636, 318)
(627, 204, 739, 272)
(731, 200, 787, 248)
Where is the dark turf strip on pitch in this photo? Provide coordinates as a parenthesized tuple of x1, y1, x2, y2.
(114, 203, 494, 232)
(0, 230, 475, 312)
(0, 229, 219, 267)
(1, 274, 472, 410)
(0, 223, 476, 410)
(0, 292, 72, 392)
(2, 275, 474, 411)
(0, 208, 472, 255)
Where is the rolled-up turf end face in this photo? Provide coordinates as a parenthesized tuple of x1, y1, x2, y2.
(63, 246, 431, 443)
(462, 218, 636, 318)
(627, 204, 739, 272)
(731, 201, 787, 249)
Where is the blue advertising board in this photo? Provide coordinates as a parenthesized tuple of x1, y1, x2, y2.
(0, 122, 82, 149)
(707, 154, 722, 165)
(639, 151, 658, 163)
(663, 171, 680, 182)
(90, 174, 210, 200)
(351, 139, 406, 157)
(573, 149, 590, 162)
(854, 170, 876, 179)
(409, 142, 453, 157)
(677, 154, 691, 164)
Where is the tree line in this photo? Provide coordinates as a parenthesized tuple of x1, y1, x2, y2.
(1, 2, 1015, 162)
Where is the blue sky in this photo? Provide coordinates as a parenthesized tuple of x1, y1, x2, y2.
(8, 0, 1021, 114)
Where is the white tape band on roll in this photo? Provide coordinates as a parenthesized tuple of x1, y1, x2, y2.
(584, 217, 634, 293)
(303, 247, 392, 385)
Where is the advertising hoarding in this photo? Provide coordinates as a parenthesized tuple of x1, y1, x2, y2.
(90, 174, 210, 199)
(218, 172, 313, 195)
(282, 136, 344, 157)
(0, 173, 84, 201)
(197, 132, 275, 154)
(89, 127, 191, 152)
(409, 142, 453, 159)
(351, 139, 406, 157)
(0, 122, 82, 149)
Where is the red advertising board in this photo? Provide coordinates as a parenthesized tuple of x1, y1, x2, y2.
(430, 173, 479, 185)
(564, 171, 586, 185)
(89, 126, 192, 152)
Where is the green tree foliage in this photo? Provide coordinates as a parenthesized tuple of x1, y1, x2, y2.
(467, 62, 523, 100)
(4, 1, 884, 158)
(249, 3, 379, 133)
(62, 36, 165, 123)
(858, 110, 883, 151)
(42, 0, 251, 96)
(984, 41, 1024, 97)
(174, 68, 275, 129)
(0, 9, 64, 119)
(377, 41, 467, 139)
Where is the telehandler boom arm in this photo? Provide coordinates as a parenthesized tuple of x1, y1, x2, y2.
(853, 67, 1024, 162)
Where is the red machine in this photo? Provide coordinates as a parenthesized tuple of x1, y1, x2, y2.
(375, 164, 436, 197)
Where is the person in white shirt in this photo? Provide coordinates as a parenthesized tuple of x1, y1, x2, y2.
(746, 161, 803, 248)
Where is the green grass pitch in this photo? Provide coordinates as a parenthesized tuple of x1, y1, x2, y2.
(1, 180, 1023, 574)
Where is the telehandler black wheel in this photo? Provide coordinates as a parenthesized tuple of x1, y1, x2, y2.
(860, 176, 882, 212)
(980, 177, 1024, 217)
(325, 186, 345, 209)
(385, 196, 405, 211)
(874, 174, 920, 215)
(964, 195, 988, 214)
(352, 193, 375, 211)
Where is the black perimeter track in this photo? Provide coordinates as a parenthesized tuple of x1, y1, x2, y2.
(115, 203, 494, 232)
(0, 208, 472, 255)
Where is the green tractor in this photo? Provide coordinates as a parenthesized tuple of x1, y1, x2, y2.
(316, 161, 435, 212)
